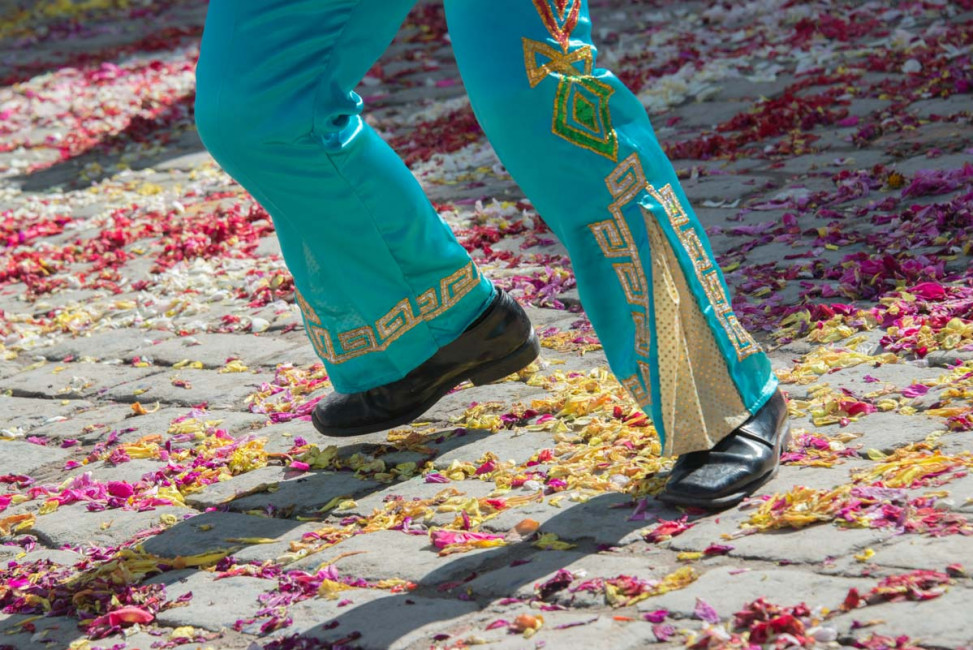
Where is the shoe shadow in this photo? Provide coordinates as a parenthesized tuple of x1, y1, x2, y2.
(265, 493, 685, 649)
(140, 427, 498, 556)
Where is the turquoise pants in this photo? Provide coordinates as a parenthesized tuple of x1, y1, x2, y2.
(195, 0, 778, 455)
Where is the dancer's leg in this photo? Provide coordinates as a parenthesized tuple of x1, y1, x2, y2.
(444, 0, 779, 457)
(195, 0, 495, 394)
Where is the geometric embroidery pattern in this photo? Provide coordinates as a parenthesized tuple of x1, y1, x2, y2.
(296, 262, 481, 365)
(591, 158, 758, 453)
(526, 0, 618, 161)
(530, 0, 582, 52)
(647, 184, 761, 362)
(589, 153, 654, 406)
(553, 75, 618, 160)
(522, 37, 593, 87)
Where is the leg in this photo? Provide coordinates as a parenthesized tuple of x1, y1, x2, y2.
(445, 0, 786, 504)
(195, 0, 496, 394)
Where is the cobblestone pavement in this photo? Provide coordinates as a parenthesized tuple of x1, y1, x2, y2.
(1, 1, 972, 649)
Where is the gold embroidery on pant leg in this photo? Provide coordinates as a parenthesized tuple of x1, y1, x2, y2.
(550, 75, 618, 161)
(294, 262, 482, 365)
(417, 288, 439, 317)
(647, 184, 761, 362)
(530, 0, 582, 52)
(524, 2, 619, 162)
(631, 311, 650, 358)
(621, 375, 648, 405)
(589, 153, 653, 408)
(523, 38, 593, 87)
(295, 290, 321, 325)
(590, 156, 757, 451)
(641, 205, 749, 456)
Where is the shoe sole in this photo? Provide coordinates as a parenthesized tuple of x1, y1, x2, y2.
(312, 331, 540, 437)
(657, 424, 793, 510)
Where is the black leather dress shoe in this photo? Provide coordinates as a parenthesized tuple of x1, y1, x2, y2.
(312, 289, 539, 437)
(658, 390, 791, 509)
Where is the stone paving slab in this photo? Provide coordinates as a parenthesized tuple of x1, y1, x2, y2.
(638, 566, 873, 621)
(101, 366, 267, 409)
(444, 610, 662, 650)
(225, 471, 382, 517)
(345, 475, 497, 518)
(0, 440, 72, 476)
(483, 492, 651, 547)
(282, 592, 480, 650)
(0, 614, 89, 650)
(26, 403, 138, 442)
(230, 520, 331, 564)
(424, 382, 549, 423)
(828, 588, 973, 649)
(0, 395, 94, 434)
(140, 511, 301, 559)
(148, 570, 275, 631)
(868, 535, 973, 573)
(431, 428, 558, 469)
(182, 465, 294, 510)
(27, 503, 193, 548)
(38, 329, 177, 363)
(0, 361, 164, 400)
(146, 332, 302, 369)
(288, 529, 493, 583)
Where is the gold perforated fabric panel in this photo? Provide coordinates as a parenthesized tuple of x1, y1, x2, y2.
(642, 207, 751, 456)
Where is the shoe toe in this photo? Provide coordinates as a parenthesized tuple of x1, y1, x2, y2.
(665, 452, 762, 501)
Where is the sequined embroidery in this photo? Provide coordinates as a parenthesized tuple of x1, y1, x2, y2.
(525, 0, 618, 161)
(590, 153, 652, 403)
(593, 157, 757, 455)
(552, 75, 618, 161)
(523, 38, 593, 87)
(530, 0, 582, 52)
(296, 262, 480, 365)
(647, 184, 761, 361)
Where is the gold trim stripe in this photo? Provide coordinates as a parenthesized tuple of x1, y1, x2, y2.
(296, 262, 481, 365)
(647, 184, 761, 361)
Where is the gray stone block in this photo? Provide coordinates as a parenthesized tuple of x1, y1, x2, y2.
(0, 361, 163, 400)
(0, 440, 72, 476)
(183, 465, 292, 509)
(146, 332, 302, 369)
(101, 366, 267, 409)
(829, 587, 973, 648)
(29, 503, 193, 548)
(27, 404, 133, 442)
(38, 329, 176, 363)
(424, 381, 548, 423)
(153, 572, 274, 631)
(871, 535, 973, 572)
(288, 529, 492, 584)
(0, 614, 87, 649)
(226, 470, 381, 517)
(347, 475, 496, 518)
(0, 395, 93, 435)
(282, 592, 480, 650)
(682, 175, 769, 203)
(230, 521, 328, 564)
(140, 510, 300, 559)
(432, 428, 557, 469)
(638, 566, 872, 620)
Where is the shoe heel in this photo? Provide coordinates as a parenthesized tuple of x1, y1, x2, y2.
(468, 332, 540, 386)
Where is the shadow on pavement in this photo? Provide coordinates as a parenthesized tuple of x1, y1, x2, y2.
(10, 94, 204, 193)
(284, 493, 684, 648)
